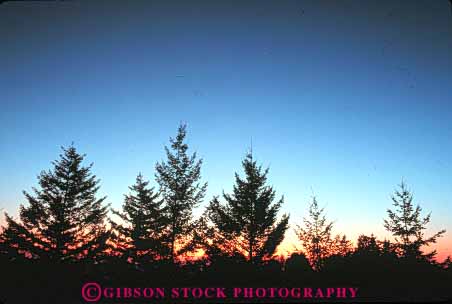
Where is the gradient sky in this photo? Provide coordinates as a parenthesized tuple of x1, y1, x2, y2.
(1, 0, 451, 260)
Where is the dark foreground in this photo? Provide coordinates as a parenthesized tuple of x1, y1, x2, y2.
(1, 255, 451, 304)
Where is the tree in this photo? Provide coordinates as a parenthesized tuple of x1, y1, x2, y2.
(333, 234, 353, 257)
(296, 196, 334, 271)
(0, 145, 110, 263)
(204, 152, 289, 265)
(384, 181, 446, 262)
(284, 252, 312, 274)
(355, 234, 380, 255)
(110, 173, 169, 266)
(155, 123, 207, 263)
(440, 255, 452, 270)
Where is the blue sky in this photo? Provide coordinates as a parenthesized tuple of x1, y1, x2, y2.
(1, 0, 451, 258)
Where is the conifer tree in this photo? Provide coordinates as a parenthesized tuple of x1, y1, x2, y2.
(284, 252, 312, 274)
(0, 145, 110, 262)
(379, 239, 398, 257)
(384, 181, 445, 262)
(333, 234, 353, 256)
(296, 196, 333, 271)
(355, 234, 380, 255)
(204, 152, 289, 265)
(155, 124, 207, 262)
(110, 173, 169, 265)
(440, 255, 452, 270)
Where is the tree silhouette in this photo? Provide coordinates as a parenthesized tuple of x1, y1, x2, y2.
(333, 234, 353, 256)
(296, 196, 334, 271)
(440, 255, 452, 270)
(110, 173, 169, 266)
(384, 181, 446, 262)
(0, 145, 110, 262)
(0, 135, 451, 302)
(155, 123, 207, 263)
(284, 252, 312, 274)
(203, 152, 289, 265)
(356, 234, 381, 255)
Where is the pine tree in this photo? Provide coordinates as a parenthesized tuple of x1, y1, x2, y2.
(0, 145, 110, 262)
(155, 124, 207, 263)
(384, 181, 445, 262)
(204, 152, 289, 265)
(296, 196, 334, 271)
(110, 173, 169, 266)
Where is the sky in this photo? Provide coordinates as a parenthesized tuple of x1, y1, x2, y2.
(0, 0, 451, 260)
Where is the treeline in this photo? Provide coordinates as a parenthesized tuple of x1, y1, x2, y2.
(0, 124, 451, 303)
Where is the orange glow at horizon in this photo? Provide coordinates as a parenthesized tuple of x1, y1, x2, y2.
(2, 213, 451, 263)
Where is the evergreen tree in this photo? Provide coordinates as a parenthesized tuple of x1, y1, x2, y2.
(296, 196, 333, 271)
(284, 252, 312, 274)
(333, 234, 353, 256)
(440, 255, 452, 270)
(378, 239, 398, 257)
(384, 181, 445, 262)
(155, 124, 207, 262)
(110, 173, 169, 266)
(355, 234, 380, 255)
(204, 152, 289, 265)
(0, 145, 109, 262)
